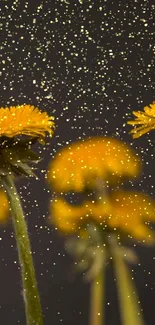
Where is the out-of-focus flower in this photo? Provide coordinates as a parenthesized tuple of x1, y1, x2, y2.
(0, 104, 55, 177)
(50, 191, 155, 243)
(0, 190, 9, 223)
(0, 104, 55, 139)
(48, 136, 148, 325)
(48, 137, 150, 325)
(47, 137, 140, 192)
(128, 102, 155, 138)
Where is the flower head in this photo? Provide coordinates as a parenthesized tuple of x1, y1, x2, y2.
(128, 102, 155, 138)
(0, 104, 55, 139)
(47, 137, 140, 192)
(0, 105, 55, 177)
(50, 191, 155, 243)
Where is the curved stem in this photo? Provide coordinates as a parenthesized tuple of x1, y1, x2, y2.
(112, 245, 144, 325)
(89, 271, 104, 325)
(2, 175, 44, 325)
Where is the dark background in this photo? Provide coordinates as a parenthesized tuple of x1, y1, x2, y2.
(0, 0, 154, 324)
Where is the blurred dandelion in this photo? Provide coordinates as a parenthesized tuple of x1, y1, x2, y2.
(128, 102, 155, 138)
(51, 191, 155, 243)
(0, 104, 55, 325)
(47, 136, 141, 192)
(47, 136, 154, 325)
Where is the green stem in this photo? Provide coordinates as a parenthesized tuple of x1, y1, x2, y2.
(112, 245, 144, 325)
(89, 271, 104, 325)
(2, 175, 44, 325)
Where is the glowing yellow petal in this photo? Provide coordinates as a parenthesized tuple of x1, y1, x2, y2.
(144, 103, 155, 116)
(131, 111, 147, 119)
(128, 119, 150, 125)
(130, 126, 155, 139)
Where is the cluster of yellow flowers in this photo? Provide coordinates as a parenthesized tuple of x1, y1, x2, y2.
(1, 101, 154, 325)
(47, 136, 155, 244)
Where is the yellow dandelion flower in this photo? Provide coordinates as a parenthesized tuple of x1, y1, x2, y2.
(128, 102, 155, 138)
(47, 137, 140, 192)
(51, 191, 155, 243)
(0, 105, 55, 321)
(0, 190, 9, 224)
(0, 104, 55, 139)
(0, 104, 55, 177)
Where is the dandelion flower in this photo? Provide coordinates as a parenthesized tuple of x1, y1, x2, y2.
(0, 104, 55, 322)
(51, 191, 155, 243)
(47, 137, 140, 192)
(0, 104, 55, 177)
(0, 104, 55, 139)
(128, 102, 155, 138)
